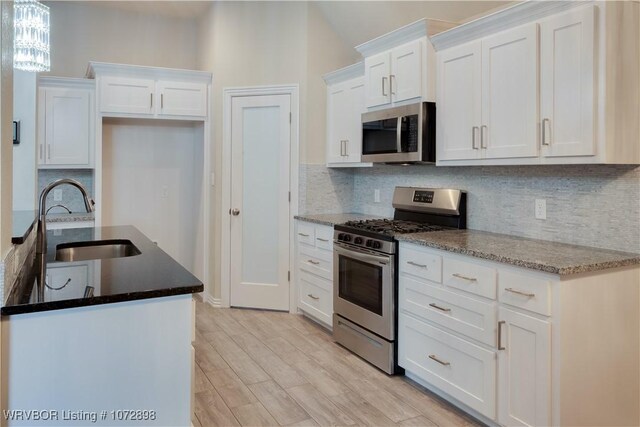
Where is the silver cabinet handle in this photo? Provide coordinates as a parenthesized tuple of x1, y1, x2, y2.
(231, 208, 240, 216)
(307, 294, 319, 300)
(298, 233, 309, 237)
(541, 118, 550, 146)
(428, 354, 450, 366)
(498, 320, 506, 350)
(150, 93, 153, 108)
(505, 287, 535, 297)
(390, 74, 396, 95)
(480, 125, 487, 149)
(382, 76, 388, 96)
(47, 144, 51, 160)
(307, 259, 320, 265)
(472, 126, 479, 150)
(316, 238, 329, 242)
(344, 139, 349, 156)
(161, 93, 164, 109)
(452, 273, 477, 282)
(407, 261, 427, 269)
(429, 303, 451, 313)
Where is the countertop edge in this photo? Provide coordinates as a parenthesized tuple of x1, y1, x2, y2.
(1, 284, 204, 316)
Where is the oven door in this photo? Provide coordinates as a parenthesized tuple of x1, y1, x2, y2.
(333, 242, 395, 340)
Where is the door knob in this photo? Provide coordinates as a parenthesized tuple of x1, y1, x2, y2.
(231, 208, 240, 216)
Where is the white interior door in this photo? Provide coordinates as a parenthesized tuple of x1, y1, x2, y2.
(230, 94, 291, 310)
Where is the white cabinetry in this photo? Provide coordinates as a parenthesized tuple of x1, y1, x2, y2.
(324, 63, 372, 167)
(398, 241, 640, 426)
(89, 63, 208, 120)
(38, 78, 94, 168)
(434, 2, 639, 165)
(295, 220, 333, 328)
(357, 19, 457, 110)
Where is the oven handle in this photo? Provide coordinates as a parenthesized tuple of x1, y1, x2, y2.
(396, 117, 402, 154)
(334, 242, 392, 264)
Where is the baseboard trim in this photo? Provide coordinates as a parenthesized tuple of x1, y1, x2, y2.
(204, 294, 222, 308)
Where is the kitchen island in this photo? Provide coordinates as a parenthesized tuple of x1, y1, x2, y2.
(2, 226, 203, 426)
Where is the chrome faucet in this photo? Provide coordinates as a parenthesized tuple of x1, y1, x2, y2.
(37, 179, 95, 255)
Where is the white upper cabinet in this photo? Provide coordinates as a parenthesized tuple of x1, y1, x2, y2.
(437, 41, 482, 161)
(433, 2, 639, 165)
(324, 62, 372, 168)
(88, 62, 210, 121)
(38, 78, 94, 168)
(358, 19, 457, 110)
(481, 24, 539, 159)
(540, 6, 595, 158)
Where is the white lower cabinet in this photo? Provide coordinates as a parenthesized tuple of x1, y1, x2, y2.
(398, 241, 640, 426)
(295, 220, 333, 328)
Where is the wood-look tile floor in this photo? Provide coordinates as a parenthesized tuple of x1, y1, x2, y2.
(193, 300, 481, 427)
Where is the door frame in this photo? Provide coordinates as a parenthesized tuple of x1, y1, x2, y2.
(221, 85, 299, 312)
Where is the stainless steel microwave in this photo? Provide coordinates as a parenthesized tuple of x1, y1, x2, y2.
(361, 102, 435, 164)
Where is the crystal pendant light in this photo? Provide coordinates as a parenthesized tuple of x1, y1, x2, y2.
(14, 0, 50, 72)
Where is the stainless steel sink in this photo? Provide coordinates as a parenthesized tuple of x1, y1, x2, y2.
(55, 239, 141, 262)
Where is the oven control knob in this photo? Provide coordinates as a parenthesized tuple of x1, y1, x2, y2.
(343, 234, 352, 242)
(337, 233, 345, 241)
(365, 239, 373, 247)
(354, 237, 363, 245)
(372, 241, 381, 249)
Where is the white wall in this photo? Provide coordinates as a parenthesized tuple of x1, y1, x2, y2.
(43, 1, 199, 77)
(12, 71, 36, 211)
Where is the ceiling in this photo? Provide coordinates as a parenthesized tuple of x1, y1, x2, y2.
(66, 1, 213, 19)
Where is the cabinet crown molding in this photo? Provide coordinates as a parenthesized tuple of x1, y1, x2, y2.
(431, 0, 594, 51)
(86, 62, 212, 83)
(38, 76, 95, 89)
(323, 62, 364, 85)
(355, 18, 457, 57)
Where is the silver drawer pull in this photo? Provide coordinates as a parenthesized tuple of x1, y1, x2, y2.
(298, 233, 309, 237)
(505, 287, 535, 298)
(307, 294, 319, 300)
(452, 273, 477, 282)
(429, 303, 451, 313)
(307, 259, 320, 265)
(407, 261, 427, 268)
(316, 238, 329, 242)
(428, 354, 450, 366)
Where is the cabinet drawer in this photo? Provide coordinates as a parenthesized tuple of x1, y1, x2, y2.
(399, 314, 496, 419)
(314, 226, 333, 251)
(298, 272, 332, 326)
(296, 222, 315, 246)
(443, 256, 496, 300)
(399, 244, 442, 283)
(298, 245, 332, 281)
(498, 270, 551, 316)
(400, 275, 496, 346)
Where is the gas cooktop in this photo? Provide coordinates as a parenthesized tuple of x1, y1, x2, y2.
(341, 218, 447, 236)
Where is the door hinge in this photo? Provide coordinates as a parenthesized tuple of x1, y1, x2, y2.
(289, 112, 292, 123)
(288, 271, 290, 281)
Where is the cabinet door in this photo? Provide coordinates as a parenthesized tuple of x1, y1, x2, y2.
(498, 307, 551, 427)
(391, 39, 423, 103)
(45, 264, 90, 301)
(364, 51, 391, 108)
(44, 88, 91, 166)
(437, 41, 482, 161)
(156, 80, 207, 118)
(99, 76, 154, 116)
(326, 82, 349, 164)
(481, 24, 539, 159)
(540, 6, 596, 157)
(344, 77, 365, 163)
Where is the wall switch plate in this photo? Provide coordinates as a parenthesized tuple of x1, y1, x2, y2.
(53, 189, 62, 201)
(161, 186, 169, 199)
(535, 199, 547, 220)
(374, 189, 380, 203)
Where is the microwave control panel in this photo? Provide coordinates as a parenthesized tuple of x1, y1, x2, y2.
(413, 190, 434, 203)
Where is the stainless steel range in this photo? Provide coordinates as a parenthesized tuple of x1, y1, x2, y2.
(333, 187, 467, 374)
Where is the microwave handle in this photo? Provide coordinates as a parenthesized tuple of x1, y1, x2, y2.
(396, 117, 402, 153)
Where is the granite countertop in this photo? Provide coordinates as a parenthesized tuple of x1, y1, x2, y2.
(46, 212, 95, 223)
(2, 225, 203, 316)
(294, 213, 383, 226)
(397, 229, 640, 276)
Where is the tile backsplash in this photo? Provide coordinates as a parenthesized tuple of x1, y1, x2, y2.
(38, 169, 94, 214)
(300, 163, 640, 253)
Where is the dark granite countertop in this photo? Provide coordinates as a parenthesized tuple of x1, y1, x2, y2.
(12, 210, 37, 244)
(2, 225, 203, 316)
(294, 213, 383, 226)
(397, 229, 640, 276)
